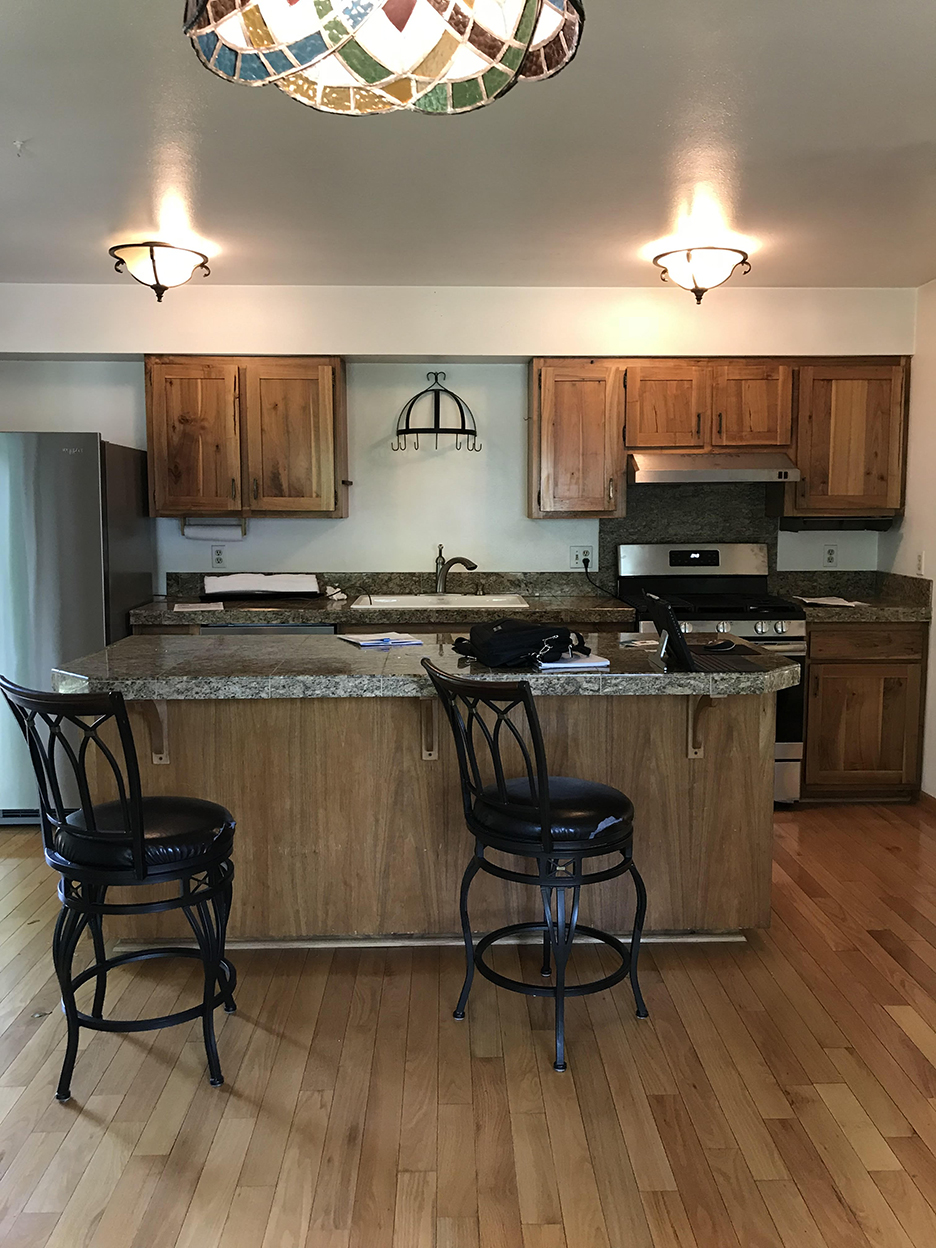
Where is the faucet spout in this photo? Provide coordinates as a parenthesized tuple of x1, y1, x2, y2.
(435, 552, 479, 593)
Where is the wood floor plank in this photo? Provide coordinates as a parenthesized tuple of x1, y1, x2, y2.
(261, 1089, 332, 1248)
(755, 1178, 830, 1248)
(639, 1190, 700, 1248)
(814, 1082, 903, 1171)
(438, 948, 473, 1107)
(437, 1216, 481, 1248)
(824, 1047, 913, 1139)
(393, 1170, 436, 1248)
(705, 1148, 785, 1248)
(398, 948, 440, 1173)
(349, 949, 412, 1248)
(871, 1169, 936, 1248)
(472, 1055, 523, 1248)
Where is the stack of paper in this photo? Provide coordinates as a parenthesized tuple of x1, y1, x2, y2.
(338, 633, 423, 647)
(536, 653, 611, 671)
(794, 596, 868, 607)
(204, 573, 320, 595)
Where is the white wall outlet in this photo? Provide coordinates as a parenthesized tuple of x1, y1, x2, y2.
(570, 546, 594, 570)
(917, 551, 926, 576)
(211, 545, 226, 569)
(823, 544, 838, 568)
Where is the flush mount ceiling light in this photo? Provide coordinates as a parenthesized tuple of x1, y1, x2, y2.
(183, 0, 583, 117)
(108, 241, 211, 302)
(652, 246, 751, 305)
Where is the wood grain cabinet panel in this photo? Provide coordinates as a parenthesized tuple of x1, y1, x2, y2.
(145, 355, 348, 518)
(712, 360, 792, 447)
(625, 361, 709, 448)
(146, 359, 242, 514)
(244, 360, 337, 512)
(808, 624, 925, 662)
(805, 662, 922, 791)
(530, 360, 625, 517)
(791, 364, 906, 515)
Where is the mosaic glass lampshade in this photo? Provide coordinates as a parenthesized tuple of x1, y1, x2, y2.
(183, 0, 584, 116)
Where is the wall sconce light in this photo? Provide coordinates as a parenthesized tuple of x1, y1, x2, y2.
(652, 246, 751, 304)
(108, 240, 211, 302)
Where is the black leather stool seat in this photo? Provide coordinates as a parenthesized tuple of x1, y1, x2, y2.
(472, 777, 634, 846)
(57, 796, 234, 871)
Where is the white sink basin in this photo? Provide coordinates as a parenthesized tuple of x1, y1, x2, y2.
(351, 593, 528, 610)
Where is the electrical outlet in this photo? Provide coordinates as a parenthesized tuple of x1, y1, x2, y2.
(917, 551, 926, 576)
(211, 545, 225, 569)
(823, 544, 838, 569)
(570, 546, 594, 570)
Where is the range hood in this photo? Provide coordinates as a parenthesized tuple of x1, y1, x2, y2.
(630, 452, 801, 484)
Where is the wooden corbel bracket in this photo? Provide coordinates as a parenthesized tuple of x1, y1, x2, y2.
(133, 700, 170, 765)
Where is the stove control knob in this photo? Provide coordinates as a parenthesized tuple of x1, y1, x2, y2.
(754, 620, 769, 635)
(774, 620, 788, 634)
(716, 621, 731, 634)
(681, 621, 693, 633)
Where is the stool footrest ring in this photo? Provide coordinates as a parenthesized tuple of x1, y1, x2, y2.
(68, 947, 236, 1034)
(473, 922, 632, 999)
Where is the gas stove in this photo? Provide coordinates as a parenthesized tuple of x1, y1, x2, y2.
(616, 543, 806, 644)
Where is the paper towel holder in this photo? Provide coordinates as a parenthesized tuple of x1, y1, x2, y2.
(179, 517, 249, 538)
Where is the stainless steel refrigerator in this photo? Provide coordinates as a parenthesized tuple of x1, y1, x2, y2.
(0, 433, 155, 818)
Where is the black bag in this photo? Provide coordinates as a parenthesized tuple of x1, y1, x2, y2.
(452, 618, 590, 669)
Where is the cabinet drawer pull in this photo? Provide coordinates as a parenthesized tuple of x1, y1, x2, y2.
(252, 478, 259, 500)
(696, 412, 702, 436)
(231, 478, 236, 500)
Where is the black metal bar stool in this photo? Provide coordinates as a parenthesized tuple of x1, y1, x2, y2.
(422, 660, 648, 1072)
(0, 677, 237, 1102)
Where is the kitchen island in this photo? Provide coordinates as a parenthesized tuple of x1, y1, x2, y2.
(53, 633, 799, 941)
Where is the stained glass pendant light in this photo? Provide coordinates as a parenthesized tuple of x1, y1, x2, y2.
(183, 0, 584, 117)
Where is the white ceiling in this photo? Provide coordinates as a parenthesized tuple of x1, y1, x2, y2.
(2, 1, 935, 288)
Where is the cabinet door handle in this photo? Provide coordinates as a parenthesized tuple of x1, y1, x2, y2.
(231, 478, 236, 500)
(696, 412, 702, 436)
(252, 478, 259, 500)
(812, 673, 820, 698)
(717, 412, 723, 435)
(608, 477, 615, 506)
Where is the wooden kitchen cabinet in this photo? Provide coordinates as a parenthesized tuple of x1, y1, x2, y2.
(787, 363, 907, 516)
(528, 359, 626, 517)
(804, 623, 926, 800)
(244, 359, 338, 513)
(146, 359, 242, 514)
(712, 360, 793, 447)
(145, 355, 348, 518)
(625, 360, 709, 448)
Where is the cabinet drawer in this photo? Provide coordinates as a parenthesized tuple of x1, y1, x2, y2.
(808, 624, 926, 662)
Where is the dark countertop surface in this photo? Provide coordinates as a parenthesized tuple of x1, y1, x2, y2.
(130, 590, 931, 629)
(52, 633, 800, 701)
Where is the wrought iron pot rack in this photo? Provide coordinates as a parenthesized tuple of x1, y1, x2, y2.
(392, 372, 482, 451)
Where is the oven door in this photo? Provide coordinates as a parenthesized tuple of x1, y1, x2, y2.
(761, 643, 806, 802)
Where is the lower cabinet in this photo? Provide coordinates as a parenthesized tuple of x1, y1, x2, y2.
(803, 624, 926, 800)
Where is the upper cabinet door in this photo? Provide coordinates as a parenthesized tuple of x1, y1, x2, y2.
(625, 362, 710, 448)
(712, 360, 792, 447)
(793, 364, 906, 514)
(244, 361, 337, 512)
(147, 360, 241, 514)
(534, 362, 624, 516)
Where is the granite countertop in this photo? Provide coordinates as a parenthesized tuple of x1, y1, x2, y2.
(52, 633, 799, 701)
(129, 595, 639, 628)
(796, 598, 931, 624)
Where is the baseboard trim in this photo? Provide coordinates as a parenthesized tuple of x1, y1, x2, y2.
(917, 791, 936, 815)
(114, 931, 748, 954)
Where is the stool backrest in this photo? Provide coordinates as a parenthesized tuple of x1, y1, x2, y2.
(0, 676, 147, 878)
(421, 659, 554, 851)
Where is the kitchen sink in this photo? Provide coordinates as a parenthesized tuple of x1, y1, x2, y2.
(351, 593, 528, 609)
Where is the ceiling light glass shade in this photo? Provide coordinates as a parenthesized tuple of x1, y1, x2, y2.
(108, 242, 211, 301)
(652, 247, 751, 304)
(183, 0, 583, 116)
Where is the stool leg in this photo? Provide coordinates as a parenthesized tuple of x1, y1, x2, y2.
(630, 865, 650, 1019)
(183, 898, 224, 1087)
(539, 859, 553, 978)
(87, 886, 108, 1020)
(52, 903, 88, 1102)
(212, 868, 237, 1014)
(453, 850, 482, 1020)
(546, 880, 580, 1073)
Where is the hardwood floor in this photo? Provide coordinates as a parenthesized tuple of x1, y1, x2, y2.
(6, 805, 936, 1244)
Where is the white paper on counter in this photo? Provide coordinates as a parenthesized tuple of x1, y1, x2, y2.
(173, 602, 225, 612)
(794, 596, 869, 607)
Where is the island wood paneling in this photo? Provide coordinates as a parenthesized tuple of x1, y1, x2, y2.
(92, 692, 775, 941)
